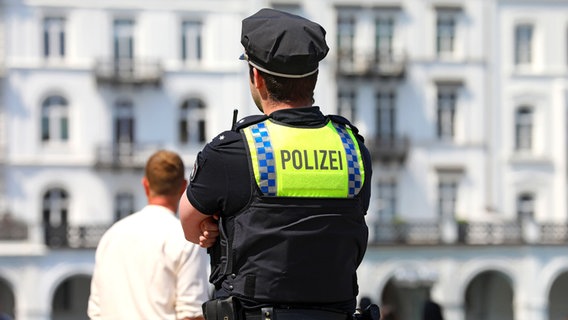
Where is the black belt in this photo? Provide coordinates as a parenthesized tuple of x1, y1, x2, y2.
(245, 307, 349, 320)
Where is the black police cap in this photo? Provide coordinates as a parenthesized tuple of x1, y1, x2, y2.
(240, 8, 329, 78)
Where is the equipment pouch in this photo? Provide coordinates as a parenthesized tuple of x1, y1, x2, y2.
(202, 296, 242, 320)
(353, 304, 380, 320)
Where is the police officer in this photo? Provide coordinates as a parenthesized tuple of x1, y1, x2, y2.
(179, 8, 373, 320)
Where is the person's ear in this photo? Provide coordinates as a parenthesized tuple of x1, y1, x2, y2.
(142, 177, 150, 196)
(249, 65, 255, 85)
(252, 68, 265, 89)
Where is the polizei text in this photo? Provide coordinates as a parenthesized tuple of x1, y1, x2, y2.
(280, 149, 343, 170)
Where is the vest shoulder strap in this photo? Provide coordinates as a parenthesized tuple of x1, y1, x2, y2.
(327, 114, 365, 143)
(233, 115, 269, 131)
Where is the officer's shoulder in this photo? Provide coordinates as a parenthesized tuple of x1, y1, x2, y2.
(208, 130, 243, 148)
(206, 115, 267, 148)
(327, 114, 359, 133)
(232, 114, 269, 131)
(327, 114, 366, 143)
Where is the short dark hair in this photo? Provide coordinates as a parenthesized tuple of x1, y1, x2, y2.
(250, 65, 318, 104)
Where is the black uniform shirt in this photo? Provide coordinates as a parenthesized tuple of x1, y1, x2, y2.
(186, 106, 372, 217)
(186, 106, 372, 313)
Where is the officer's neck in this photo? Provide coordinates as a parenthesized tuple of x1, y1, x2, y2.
(262, 100, 313, 115)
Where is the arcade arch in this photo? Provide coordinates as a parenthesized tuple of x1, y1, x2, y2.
(548, 271, 568, 320)
(464, 270, 514, 320)
(51, 274, 91, 320)
(0, 277, 15, 319)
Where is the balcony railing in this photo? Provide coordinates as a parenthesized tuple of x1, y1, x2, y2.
(539, 223, 568, 244)
(95, 142, 162, 169)
(94, 58, 162, 87)
(374, 221, 440, 244)
(44, 225, 109, 249)
(368, 135, 410, 164)
(371, 220, 568, 245)
(4, 219, 568, 249)
(0, 215, 28, 241)
(465, 222, 524, 244)
(337, 50, 406, 78)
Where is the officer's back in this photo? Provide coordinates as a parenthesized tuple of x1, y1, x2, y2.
(179, 8, 374, 320)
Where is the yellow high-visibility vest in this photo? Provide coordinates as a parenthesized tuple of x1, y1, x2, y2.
(242, 119, 365, 198)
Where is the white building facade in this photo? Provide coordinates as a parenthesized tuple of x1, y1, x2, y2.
(0, 0, 568, 320)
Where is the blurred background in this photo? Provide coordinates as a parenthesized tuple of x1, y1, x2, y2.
(1, 0, 568, 319)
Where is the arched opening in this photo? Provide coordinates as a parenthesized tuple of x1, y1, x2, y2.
(380, 276, 432, 320)
(51, 274, 91, 320)
(514, 106, 533, 152)
(0, 277, 15, 319)
(43, 187, 69, 248)
(548, 271, 568, 320)
(380, 278, 403, 320)
(41, 95, 69, 143)
(465, 270, 514, 320)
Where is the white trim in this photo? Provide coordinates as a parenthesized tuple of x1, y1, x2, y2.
(247, 61, 318, 78)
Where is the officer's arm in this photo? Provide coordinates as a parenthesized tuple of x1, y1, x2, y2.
(179, 194, 219, 248)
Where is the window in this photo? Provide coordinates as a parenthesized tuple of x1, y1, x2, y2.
(515, 106, 533, 151)
(43, 17, 65, 58)
(516, 192, 535, 221)
(108, 100, 135, 162)
(42, 188, 69, 246)
(43, 188, 69, 227)
(515, 24, 533, 65)
(337, 89, 356, 121)
(436, 86, 457, 140)
(179, 98, 206, 144)
(376, 90, 396, 139)
(437, 172, 460, 219)
(337, 14, 355, 66)
(377, 178, 397, 222)
(181, 20, 202, 62)
(375, 17, 394, 63)
(114, 19, 134, 60)
(114, 99, 134, 145)
(113, 19, 134, 74)
(41, 95, 69, 143)
(436, 11, 456, 56)
(115, 192, 134, 221)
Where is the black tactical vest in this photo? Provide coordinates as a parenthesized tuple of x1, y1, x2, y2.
(209, 115, 369, 304)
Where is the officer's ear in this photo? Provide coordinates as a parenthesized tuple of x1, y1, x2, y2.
(252, 67, 265, 90)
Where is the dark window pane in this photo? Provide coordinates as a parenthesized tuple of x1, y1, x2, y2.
(42, 117, 50, 141)
(60, 117, 68, 140)
(60, 31, 65, 56)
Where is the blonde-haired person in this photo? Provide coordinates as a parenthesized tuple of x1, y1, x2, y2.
(89, 150, 209, 320)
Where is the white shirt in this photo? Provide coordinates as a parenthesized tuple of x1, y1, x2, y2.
(88, 205, 210, 320)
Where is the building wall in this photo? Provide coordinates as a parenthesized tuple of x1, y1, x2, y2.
(1, 0, 568, 320)
(496, 1, 568, 223)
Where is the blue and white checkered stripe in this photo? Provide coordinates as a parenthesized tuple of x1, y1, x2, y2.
(250, 123, 277, 196)
(332, 123, 362, 197)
